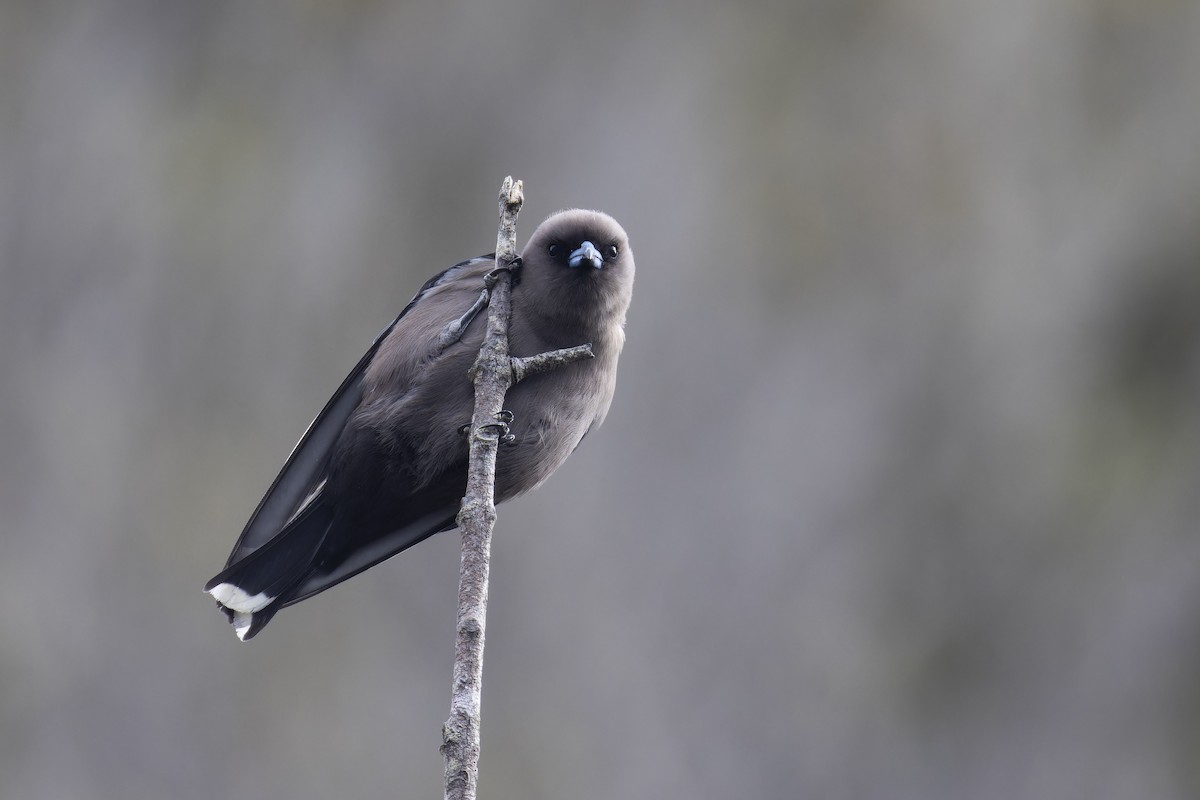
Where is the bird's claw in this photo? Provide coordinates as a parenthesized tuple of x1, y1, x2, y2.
(475, 421, 510, 440)
(474, 410, 517, 445)
(483, 256, 523, 288)
(459, 410, 517, 444)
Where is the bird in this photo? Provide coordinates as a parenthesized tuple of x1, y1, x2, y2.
(205, 209, 634, 640)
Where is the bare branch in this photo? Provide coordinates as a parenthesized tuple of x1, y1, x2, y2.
(441, 177, 523, 800)
(440, 178, 598, 800)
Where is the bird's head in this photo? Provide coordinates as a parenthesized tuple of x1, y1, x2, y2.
(524, 209, 631, 274)
(519, 208, 634, 334)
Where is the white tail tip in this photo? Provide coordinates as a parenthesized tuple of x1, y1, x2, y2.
(208, 582, 274, 614)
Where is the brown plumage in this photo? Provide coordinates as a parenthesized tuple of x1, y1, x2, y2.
(205, 209, 634, 640)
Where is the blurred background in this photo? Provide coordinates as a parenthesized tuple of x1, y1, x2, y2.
(3, 0, 1199, 798)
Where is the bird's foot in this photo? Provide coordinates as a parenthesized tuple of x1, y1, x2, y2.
(479, 410, 516, 445)
(484, 256, 523, 288)
(435, 288, 489, 352)
(459, 410, 516, 445)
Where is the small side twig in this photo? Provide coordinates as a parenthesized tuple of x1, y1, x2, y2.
(510, 344, 594, 384)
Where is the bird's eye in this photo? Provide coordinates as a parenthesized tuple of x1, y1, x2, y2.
(606, 244, 619, 259)
(548, 244, 559, 257)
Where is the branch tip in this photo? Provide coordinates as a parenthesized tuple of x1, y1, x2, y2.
(510, 344, 595, 384)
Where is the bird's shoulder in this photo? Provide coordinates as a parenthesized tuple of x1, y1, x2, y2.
(360, 254, 495, 402)
(408, 254, 496, 308)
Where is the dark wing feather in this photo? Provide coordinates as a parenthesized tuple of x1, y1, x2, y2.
(283, 502, 461, 606)
(223, 255, 494, 568)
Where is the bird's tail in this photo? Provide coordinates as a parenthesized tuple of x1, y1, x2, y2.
(204, 500, 335, 641)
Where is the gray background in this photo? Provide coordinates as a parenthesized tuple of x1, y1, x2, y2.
(3, 1, 1200, 798)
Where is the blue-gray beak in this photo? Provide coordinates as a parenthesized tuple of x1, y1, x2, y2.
(568, 241, 604, 269)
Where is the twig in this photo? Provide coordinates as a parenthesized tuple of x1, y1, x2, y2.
(440, 177, 521, 800)
(510, 345, 594, 384)
(440, 179, 593, 800)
